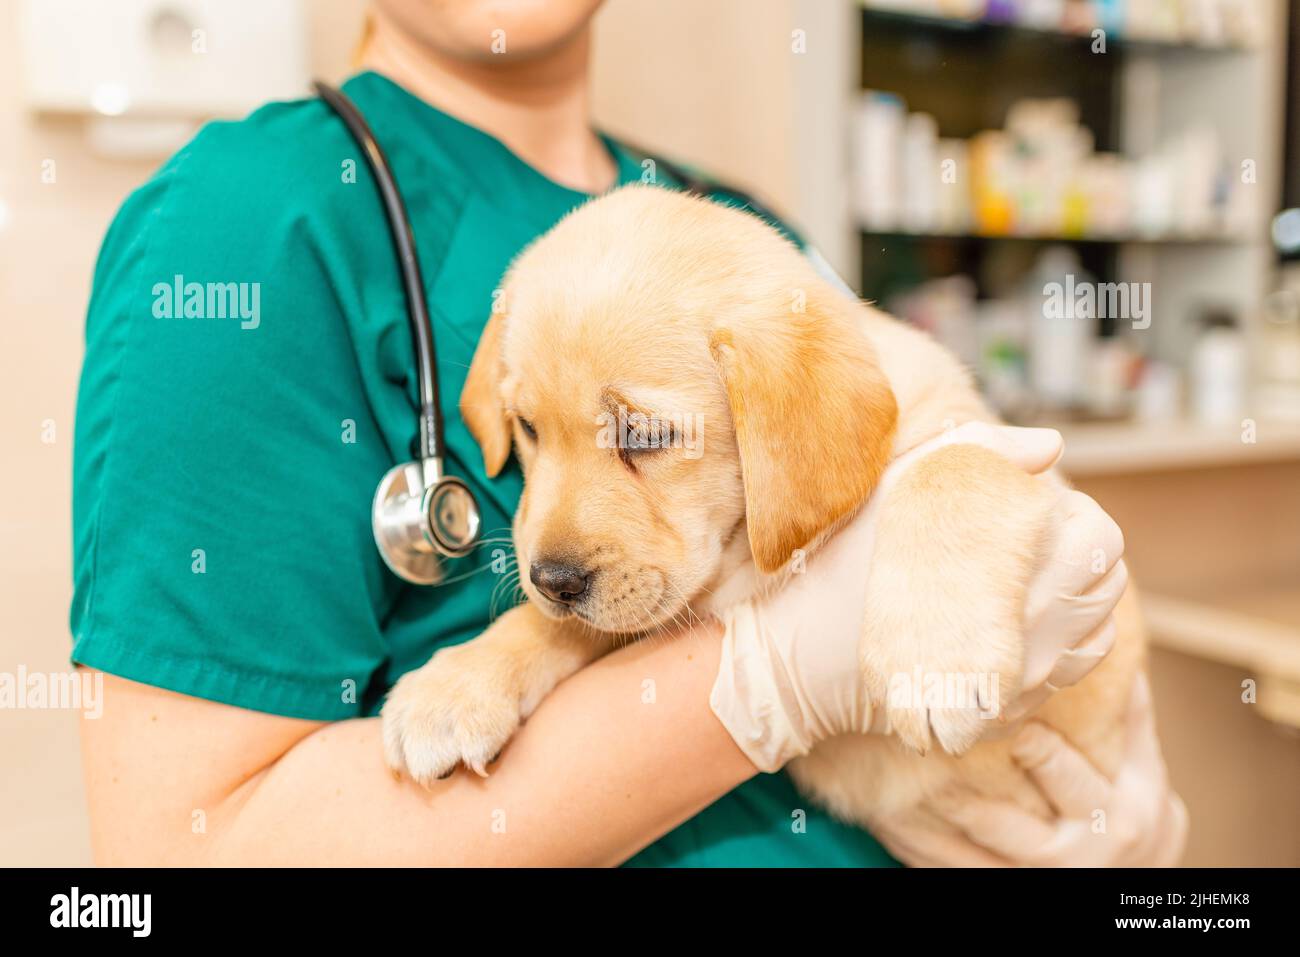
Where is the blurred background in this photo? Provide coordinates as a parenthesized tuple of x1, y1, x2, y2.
(1, 0, 1297, 866)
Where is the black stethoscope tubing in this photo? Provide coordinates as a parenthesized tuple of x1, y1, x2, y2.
(314, 80, 445, 463)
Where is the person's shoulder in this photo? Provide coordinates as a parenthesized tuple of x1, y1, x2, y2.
(86, 93, 374, 349)
(127, 93, 350, 222)
(91, 92, 367, 322)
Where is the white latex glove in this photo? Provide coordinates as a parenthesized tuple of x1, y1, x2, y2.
(871, 674, 1189, 867)
(1005, 492, 1128, 723)
(711, 421, 1110, 773)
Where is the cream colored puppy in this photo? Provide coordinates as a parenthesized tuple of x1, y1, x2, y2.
(382, 185, 1143, 826)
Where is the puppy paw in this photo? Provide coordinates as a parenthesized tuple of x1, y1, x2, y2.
(856, 442, 1052, 757)
(382, 643, 524, 787)
(865, 643, 1015, 757)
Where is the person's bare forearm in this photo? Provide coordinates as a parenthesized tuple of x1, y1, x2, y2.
(82, 620, 755, 866)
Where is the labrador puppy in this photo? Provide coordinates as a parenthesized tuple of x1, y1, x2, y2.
(381, 185, 1143, 828)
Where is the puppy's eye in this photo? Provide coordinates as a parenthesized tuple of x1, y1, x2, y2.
(618, 418, 674, 468)
(624, 427, 669, 451)
(517, 416, 538, 441)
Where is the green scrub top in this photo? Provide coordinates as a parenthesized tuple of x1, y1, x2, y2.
(70, 70, 898, 868)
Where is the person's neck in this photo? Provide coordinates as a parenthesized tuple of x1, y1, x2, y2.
(359, 14, 617, 194)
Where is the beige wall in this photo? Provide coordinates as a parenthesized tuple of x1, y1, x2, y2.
(591, 0, 798, 208)
(0, 3, 150, 865)
(0, 0, 368, 867)
(591, 0, 858, 273)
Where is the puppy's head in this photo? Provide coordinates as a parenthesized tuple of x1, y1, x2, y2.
(462, 186, 896, 634)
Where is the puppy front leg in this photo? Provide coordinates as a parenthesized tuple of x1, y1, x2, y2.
(860, 443, 1063, 756)
(383, 602, 605, 786)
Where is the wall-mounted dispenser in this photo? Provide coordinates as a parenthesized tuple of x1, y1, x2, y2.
(18, 0, 308, 156)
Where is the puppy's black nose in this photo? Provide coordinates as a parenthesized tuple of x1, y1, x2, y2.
(530, 560, 590, 605)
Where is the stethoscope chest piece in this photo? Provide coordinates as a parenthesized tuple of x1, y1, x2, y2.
(372, 459, 481, 585)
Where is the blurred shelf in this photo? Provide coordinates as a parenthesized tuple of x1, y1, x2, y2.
(1055, 419, 1300, 476)
(859, 225, 1254, 246)
(1142, 585, 1300, 728)
(859, 3, 1258, 53)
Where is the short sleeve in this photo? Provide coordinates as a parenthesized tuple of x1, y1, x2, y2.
(70, 114, 396, 720)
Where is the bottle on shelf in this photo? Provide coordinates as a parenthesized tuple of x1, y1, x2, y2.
(1189, 308, 1248, 426)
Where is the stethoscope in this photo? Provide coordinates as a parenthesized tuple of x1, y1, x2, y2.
(317, 80, 480, 585)
(314, 80, 815, 586)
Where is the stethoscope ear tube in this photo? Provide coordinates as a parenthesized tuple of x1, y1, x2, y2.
(316, 80, 483, 584)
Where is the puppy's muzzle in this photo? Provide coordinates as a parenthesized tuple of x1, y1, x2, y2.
(530, 559, 592, 606)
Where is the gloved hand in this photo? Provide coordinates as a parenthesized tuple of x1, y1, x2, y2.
(1006, 490, 1128, 723)
(711, 421, 1128, 772)
(870, 674, 1189, 866)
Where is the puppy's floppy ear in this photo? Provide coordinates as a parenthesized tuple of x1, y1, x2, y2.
(710, 288, 897, 574)
(460, 311, 512, 477)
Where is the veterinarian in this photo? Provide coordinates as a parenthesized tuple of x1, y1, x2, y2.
(71, 0, 1186, 866)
